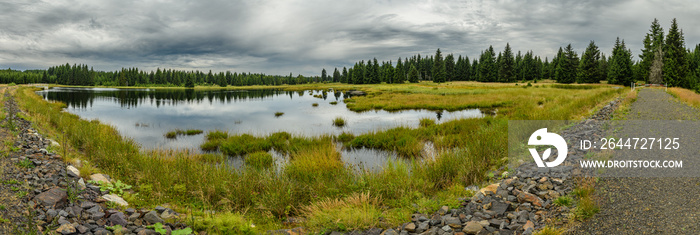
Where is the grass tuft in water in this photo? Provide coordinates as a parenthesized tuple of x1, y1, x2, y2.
(332, 117, 346, 127)
(312, 103, 319, 107)
(165, 129, 204, 139)
(244, 151, 274, 170)
(274, 112, 284, 117)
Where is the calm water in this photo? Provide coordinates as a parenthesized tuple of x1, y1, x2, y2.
(38, 87, 482, 169)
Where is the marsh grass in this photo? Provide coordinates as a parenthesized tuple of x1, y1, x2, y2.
(332, 117, 346, 127)
(329, 101, 338, 105)
(312, 103, 319, 107)
(418, 117, 435, 127)
(165, 129, 204, 139)
(274, 112, 284, 117)
(245, 151, 274, 169)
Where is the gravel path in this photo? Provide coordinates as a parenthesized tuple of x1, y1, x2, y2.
(572, 88, 700, 234)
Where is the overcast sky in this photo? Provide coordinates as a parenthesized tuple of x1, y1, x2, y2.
(1, 0, 699, 76)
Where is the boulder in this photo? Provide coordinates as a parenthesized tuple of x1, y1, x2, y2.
(463, 221, 484, 234)
(90, 173, 110, 184)
(479, 183, 500, 195)
(34, 188, 67, 209)
(67, 165, 80, 177)
(103, 194, 129, 207)
(108, 212, 128, 227)
(143, 210, 164, 224)
(56, 223, 76, 235)
(516, 189, 544, 207)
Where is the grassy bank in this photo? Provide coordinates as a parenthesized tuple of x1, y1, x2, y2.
(668, 87, 700, 109)
(14, 82, 627, 233)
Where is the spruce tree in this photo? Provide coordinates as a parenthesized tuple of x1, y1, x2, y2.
(408, 64, 419, 83)
(555, 44, 579, 83)
(498, 43, 515, 82)
(394, 58, 405, 83)
(663, 18, 689, 87)
(445, 53, 455, 81)
(577, 41, 601, 83)
(608, 38, 634, 86)
(432, 49, 446, 83)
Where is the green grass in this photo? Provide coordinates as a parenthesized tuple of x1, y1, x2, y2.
(245, 151, 274, 169)
(418, 117, 435, 127)
(312, 103, 319, 107)
(553, 196, 573, 207)
(165, 129, 204, 139)
(329, 101, 338, 105)
(274, 112, 284, 117)
(12, 83, 625, 233)
(16, 159, 35, 168)
(332, 117, 346, 127)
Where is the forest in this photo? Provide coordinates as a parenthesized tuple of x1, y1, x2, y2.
(1, 18, 698, 91)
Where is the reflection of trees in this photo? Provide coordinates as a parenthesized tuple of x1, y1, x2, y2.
(41, 88, 291, 109)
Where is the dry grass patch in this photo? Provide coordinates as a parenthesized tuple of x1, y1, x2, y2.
(668, 87, 700, 108)
(302, 192, 384, 232)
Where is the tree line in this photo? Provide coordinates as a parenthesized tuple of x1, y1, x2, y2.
(323, 18, 699, 90)
(0, 63, 319, 88)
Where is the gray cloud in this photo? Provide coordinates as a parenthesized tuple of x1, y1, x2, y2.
(1, 0, 699, 75)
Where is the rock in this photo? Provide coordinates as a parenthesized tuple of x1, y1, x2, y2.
(91, 212, 106, 220)
(94, 229, 112, 235)
(523, 220, 534, 231)
(128, 212, 141, 222)
(49, 139, 60, 147)
(77, 178, 86, 189)
(137, 229, 160, 235)
(381, 228, 399, 235)
(429, 214, 442, 226)
(76, 225, 89, 234)
(479, 184, 499, 195)
(56, 223, 76, 234)
(90, 173, 110, 184)
(490, 201, 509, 216)
(67, 165, 80, 177)
(516, 190, 544, 207)
(154, 206, 166, 213)
(143, 210, 164, 224)
(404, 223, 416, 232)
(108, 212, 128, 227)
(34, 188, 67, 209)
(437, 206, 449, 215)
(160, 208, 178, 219)
(463, 221, 483, 234)
(103, 194, 129, 207)
(444, 216, 461, 228)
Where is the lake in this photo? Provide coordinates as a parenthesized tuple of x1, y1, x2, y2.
(37, 87, 483, 169)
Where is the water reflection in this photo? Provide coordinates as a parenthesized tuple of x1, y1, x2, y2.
(37, 87, 483, 152)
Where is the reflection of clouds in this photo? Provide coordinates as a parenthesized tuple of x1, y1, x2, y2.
(57, 89, 483, 150)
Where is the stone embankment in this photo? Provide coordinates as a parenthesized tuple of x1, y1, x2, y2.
(1, 92, 192, 235)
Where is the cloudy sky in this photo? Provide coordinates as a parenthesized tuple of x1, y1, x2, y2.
(1, 0, 699, 76)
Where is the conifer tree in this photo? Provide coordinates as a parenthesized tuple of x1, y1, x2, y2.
(577, 41, 601, 83)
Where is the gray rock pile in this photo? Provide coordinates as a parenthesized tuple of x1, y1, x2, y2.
(2, 94, 193, 235)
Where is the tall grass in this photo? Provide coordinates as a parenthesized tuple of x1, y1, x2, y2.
(668, 87, 700, 108)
